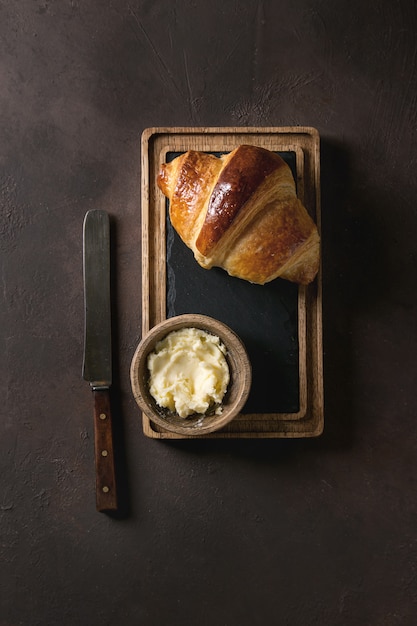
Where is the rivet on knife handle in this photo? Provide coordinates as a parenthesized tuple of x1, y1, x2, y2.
(93, 388, 117, 511)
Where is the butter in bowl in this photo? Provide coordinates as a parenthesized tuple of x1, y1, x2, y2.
(130, 314, 252, 436)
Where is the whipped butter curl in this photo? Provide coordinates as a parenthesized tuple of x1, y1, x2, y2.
(147, 327, 230, 418)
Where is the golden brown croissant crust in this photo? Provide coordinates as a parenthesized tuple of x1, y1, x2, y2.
(157, 145, 320, 285)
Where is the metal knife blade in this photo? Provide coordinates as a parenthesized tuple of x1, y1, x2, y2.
(83, 209, 117, 512)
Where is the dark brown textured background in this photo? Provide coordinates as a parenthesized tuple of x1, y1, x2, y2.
(2, 1, 417, 624)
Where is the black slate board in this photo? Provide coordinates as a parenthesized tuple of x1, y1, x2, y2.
(165, 151, 300, 414)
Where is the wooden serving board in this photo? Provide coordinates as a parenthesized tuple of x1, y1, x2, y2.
(140, 126, 323, 438)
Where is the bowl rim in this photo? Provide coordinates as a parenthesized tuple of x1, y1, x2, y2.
(130, 314, 252, 435)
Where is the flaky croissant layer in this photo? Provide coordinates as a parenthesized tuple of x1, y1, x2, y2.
(157, 145, 320, 285)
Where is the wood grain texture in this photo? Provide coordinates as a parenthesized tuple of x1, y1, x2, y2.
(93, 389, 117, 511)
(141, 127, 323, 438)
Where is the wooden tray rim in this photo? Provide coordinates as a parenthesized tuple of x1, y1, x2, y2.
(140, 126, 324, 439)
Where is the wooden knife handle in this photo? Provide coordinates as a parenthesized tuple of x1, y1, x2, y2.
(93, 389, 118, 511)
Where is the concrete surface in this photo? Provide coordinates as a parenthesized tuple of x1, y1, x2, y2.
(2, 1, 417, 624)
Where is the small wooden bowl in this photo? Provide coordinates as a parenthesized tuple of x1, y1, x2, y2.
(130, 314, 252, 436)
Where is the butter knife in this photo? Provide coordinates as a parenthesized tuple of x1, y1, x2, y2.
(82, 209, 117, 511)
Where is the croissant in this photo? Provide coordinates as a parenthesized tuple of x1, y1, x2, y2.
(157, 144, 320, 285)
